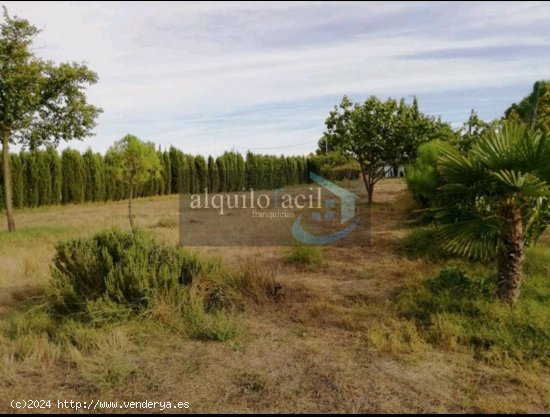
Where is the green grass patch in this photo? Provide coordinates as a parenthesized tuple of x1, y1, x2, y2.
(399, 227, 451, 261)
(152, 216, 179, 228)
(0, 225, 76, 243)
(395, 263, 550, 365)
(285, 245, 323, 267)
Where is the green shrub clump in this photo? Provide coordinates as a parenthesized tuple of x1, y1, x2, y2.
(285, 245, 323, 267)
(406, 140, 442, 209)
(48, 229, 207, 318)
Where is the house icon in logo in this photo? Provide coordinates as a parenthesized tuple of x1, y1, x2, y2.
(291, 172, 361, 245)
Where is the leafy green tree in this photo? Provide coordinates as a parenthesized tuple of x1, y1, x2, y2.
(454, 109, 489, 153)
(0, 8, 101, 231)
(104, 151, 125, 202)
(106, 135, 162, 230)
(322, 95, 445, 204)
(435, 122, 550, 304)
(505, 80, 550, 132)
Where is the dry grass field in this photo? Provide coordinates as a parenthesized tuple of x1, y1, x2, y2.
(0, 178, 548, 413)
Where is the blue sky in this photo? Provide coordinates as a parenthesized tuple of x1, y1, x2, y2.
(3, 1, 550, 156)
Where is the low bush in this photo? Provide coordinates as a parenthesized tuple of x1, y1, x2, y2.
(406, 140, 442, 209)
(285, 245, 323, 267)
(47, 229, 206, 317)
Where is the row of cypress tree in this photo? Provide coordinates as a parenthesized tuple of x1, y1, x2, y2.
(0, 147, 312, 209)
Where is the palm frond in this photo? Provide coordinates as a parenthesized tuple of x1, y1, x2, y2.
(471, 122, 520, 169)
(434, 121, 550, 252)
(435, 215, 501, 260)
(490, 169, 550, 198)
(437, 142, 484, 185)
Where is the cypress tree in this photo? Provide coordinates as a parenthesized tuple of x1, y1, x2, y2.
(169, 147, 182, 193)
(186, 155, 196, 194)
(162, 151, 172, 195)
(61, 149, 86, 204)
(298, 157, 308, 184)
(83, 149, 105, 202)
(207, 155, 219, 193)
(10, 154, 25, 209)
(245, 152, 256, 190)
(21, 152, 40, 207)
(44, 147, 62, 205)
(36, 151, 52, 206)
(223, 153, 234, 191)
(178, 154, 189, 194)
(216, 156, 227, 193)
(194, 155, 208, 193)
(236, 153, 245, 191)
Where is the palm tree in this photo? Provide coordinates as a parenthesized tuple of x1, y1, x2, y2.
(435, 122, 550, 304)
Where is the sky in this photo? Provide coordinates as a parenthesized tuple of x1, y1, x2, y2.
(2, 1, 550, 156)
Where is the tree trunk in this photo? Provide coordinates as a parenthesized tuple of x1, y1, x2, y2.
(359, 162, 374, 204)
(496, 204, 524, 304)
(359, 161, 373, 246)
(128, 183, 135, 231)
(2, 129, 16, 232)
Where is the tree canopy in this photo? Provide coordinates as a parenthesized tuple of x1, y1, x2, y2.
(0, 7, 101, 231)
(106, 134, 162, 230)
(505, 80, 550, 132)
(321, 95, 454, 203)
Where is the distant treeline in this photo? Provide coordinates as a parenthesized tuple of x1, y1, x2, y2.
(0, 147, 358, 209)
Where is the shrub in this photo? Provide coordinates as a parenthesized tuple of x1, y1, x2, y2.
(48, 229, 206, 317)
(406, 140, 442, 209)
(285, 245, 323, 267)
